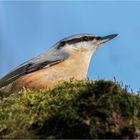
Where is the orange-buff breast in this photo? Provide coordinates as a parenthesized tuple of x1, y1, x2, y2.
(11, 52, 89, 91)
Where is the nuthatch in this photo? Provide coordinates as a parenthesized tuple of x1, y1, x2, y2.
(0, 33, 118, 94)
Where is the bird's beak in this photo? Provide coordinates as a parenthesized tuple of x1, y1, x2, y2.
(98, 34, 118, 45)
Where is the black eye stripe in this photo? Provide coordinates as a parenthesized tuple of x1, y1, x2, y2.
(82, 36, 96, 41)
(67, 38, 82, 44)
(82, 36, 89, 41)
(57, 41, 66, 49)
(57, 36, 97, 49)
(60, 41, 66, 46)
(66, 36, 96, 45)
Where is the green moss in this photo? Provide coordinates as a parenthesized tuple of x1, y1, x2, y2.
(0, 80, 140, 139)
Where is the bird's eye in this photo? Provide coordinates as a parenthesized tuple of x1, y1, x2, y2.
(83, 36, 89, 41)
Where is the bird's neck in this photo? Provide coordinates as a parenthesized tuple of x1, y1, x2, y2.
(66, 48, 95, 79)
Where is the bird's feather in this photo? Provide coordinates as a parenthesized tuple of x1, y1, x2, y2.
(0, 45, 69, 88)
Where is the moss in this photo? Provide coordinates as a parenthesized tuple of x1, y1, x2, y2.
(0, 80, 140, 139)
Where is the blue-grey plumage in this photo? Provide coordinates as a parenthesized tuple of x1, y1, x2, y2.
(0, 33, 118, 94)
(0, 41, 69, 88)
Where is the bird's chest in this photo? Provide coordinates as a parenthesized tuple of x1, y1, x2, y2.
(45, 54, 89, 79)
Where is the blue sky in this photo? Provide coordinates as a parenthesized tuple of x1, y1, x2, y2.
(0, 1, 140, 92)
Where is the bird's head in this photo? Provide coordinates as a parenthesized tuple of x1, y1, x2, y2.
(56, 33, 118, 53)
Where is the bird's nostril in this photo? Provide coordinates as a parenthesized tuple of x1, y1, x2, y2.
(96, 37, 101, 40)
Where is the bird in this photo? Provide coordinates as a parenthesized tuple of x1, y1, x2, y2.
(0, 33, 118, 96)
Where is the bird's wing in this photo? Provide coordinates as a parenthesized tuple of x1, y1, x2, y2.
(0, 47, 69, 88)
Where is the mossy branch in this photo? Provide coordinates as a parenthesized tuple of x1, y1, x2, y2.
(0, 80, 140, 139)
